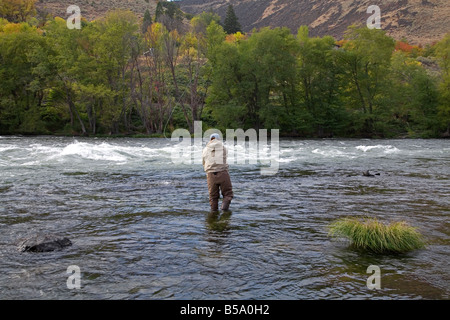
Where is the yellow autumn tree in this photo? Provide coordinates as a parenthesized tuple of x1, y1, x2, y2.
(225, 31, 246, 44)
(0, 0, 37, 23)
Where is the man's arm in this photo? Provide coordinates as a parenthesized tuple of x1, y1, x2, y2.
(202, 148, 206, 168)
(223, 145, 228, 165)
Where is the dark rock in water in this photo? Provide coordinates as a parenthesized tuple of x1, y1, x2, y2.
(363, 170, 374, 177)
(20, 234, 72, 253)
(362, 170, 380, 177)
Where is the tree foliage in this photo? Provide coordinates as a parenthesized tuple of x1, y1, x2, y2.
(0, 6, 448, 138)
(223, 4, 241, 35)
(142, 9, 152, 34)
(0, 0, 36, 23)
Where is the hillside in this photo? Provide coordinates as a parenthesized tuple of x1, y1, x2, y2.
(178, 0, 450, 45)
(34, 0, 449, 45)
(35, 0, 158, 21)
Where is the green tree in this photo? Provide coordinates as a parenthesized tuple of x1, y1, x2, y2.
(337, 25, 395, 136)
(142, 8, 152, 34)
(389, 51, 440, 137)
(0, 22, 49, 133)
(155, 1, 164, 22)
(42, 11, 141, 135)
(142, 22, 176, 134)
(180, 29, 207, 124)
(204, 39, 243, 130)
(205, 21, 226, 61)
(206, 27, 299, 131)
(434, 33, 450, 136)
(90, 10, 141, 134)
(43, 17, 89, 134)
(296, 26, 347, 137)
(191, 11, 221, 35)
(155, 0, 184, 31)
(223, 4, 241, 35)
(0, 0, 36, 23)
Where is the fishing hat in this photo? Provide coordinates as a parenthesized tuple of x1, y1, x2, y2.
(210, 133, 220, 140)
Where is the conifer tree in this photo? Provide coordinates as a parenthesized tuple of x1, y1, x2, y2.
(155, 1, 164, 22)
(142, 9, 152, 34)
(223, 4, 241, 34)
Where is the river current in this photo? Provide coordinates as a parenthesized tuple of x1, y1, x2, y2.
(0, 136, 448, 299)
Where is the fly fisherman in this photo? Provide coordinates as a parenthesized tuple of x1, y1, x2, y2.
(202, 133, 233, 212)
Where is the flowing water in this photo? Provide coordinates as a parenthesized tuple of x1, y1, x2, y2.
(0, 136, 449, 299)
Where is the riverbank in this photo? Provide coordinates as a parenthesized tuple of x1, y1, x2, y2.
(1, 129, 449, 139)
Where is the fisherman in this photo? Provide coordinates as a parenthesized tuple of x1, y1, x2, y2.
(202, 133, 233, 212)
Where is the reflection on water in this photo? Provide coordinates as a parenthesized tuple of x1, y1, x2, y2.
(0, 137, 448, 299)
(206, 211, 232, 233)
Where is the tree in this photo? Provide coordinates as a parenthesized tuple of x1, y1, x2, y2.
(337, 25, 395, 136)
(0, 21, 48, 133)
(0, 0, 36, 23)
(437, 74, 450, 136)
(90, 10, 140, 134)
(223, 4, 241, 34)
(179, 22, 212, 126)
(42, 11, 141, 135)
(296, 26, 347, 137)
(43, 17, 89, 135)
(389, 51, 440, 137)
(204, 39, 243, 130)
(191, 11, 221, 35)
(205, 21, 226, 61)
(434, 33, 450, 136)
(155, 1, 164, 22)
(206, 27, 299, 131)
(142, 9, 152, 34)
(155, 0, 184, 32)
(142, 22, 172, 134)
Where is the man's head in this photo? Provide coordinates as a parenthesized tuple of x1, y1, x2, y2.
(210, 133, 220, 140)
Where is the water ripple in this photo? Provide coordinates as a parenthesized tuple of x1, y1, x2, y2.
(0, 137, 448, 299)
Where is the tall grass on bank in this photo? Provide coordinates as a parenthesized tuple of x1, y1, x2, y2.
(328, 217, 426, 254)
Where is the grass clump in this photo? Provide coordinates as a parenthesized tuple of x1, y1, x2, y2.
(328, 217, 426, 254)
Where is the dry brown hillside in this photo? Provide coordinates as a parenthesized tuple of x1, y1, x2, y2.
(179, 0, 450, 45)
(35, 0, 450, 45)
(35, 0, 158, 21)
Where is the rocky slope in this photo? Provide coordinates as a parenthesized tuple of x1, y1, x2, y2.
(178, 0, 450, 45)
(35, 0, 157, 21)
(34, 0, 449, 45)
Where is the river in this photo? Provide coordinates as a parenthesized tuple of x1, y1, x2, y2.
(0, 136, 448, 299)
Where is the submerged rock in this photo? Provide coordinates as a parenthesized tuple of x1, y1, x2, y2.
(362, 170, 380, 177)
(19, 234, 72, 253)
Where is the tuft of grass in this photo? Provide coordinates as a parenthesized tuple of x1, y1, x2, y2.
(328, 217, 426, 254)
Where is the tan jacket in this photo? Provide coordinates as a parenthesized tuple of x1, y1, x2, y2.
(202, 139, 229, 173)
